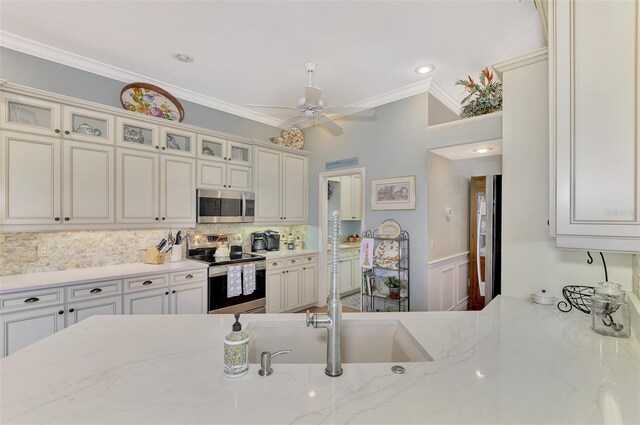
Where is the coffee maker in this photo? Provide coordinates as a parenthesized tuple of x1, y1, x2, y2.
(250, 232, 267, 252)
(264, 230, 280, 251)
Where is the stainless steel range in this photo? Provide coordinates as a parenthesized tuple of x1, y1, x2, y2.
(186, 234, 266, 314)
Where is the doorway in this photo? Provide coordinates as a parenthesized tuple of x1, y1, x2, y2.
(317, 167, 366, 308)
(426, 140, 502, 311)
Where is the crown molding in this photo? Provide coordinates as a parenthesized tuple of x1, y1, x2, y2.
(427, 80, 460, 115)
(0, 31, 283, 127)
(492, 47, 549, 79)
(347, 77, 434, 110)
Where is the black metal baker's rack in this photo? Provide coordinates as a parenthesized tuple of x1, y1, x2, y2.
(361, 222, 410, 312)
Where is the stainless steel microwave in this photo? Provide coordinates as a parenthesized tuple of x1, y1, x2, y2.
(196, 190, 255, 223)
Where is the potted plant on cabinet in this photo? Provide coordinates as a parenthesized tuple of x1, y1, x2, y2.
(385, 276, 401, 299)
(455, 67, 503, 118)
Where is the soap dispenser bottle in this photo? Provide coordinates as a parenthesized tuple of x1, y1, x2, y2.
(224, 313, 249, 377)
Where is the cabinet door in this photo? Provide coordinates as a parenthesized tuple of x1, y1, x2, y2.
(301, 264, 317, 306)
(160, 155, 195, 224)
(284, 267, 301, 311)
(123, 288, 169, 315)
(352, 175, 362, 220)
(340, 176, 353, 219)
(1, 132, 61, 224)
(282, 153, 307, 222)
(227, 165, 251, 191)
(62, 140, 114, 224)
(197, 134, 226, 162)
(552, 0, 640, 246)
(115, 148, 159, 223)
(351, 249, 362, 291)
(255, 148, 282, 222)
(115, 117, 159, 152)
(169, 281, 207, 314)
(66, 296, 122, 327)
(197, 160, 226, 189)
(227, 141, 252, 166)
(1, 93, 61, 136)
(266, 270, 284, 313)
(339, 257, 354, 294)
(161, 126, 196, 157)
(63, 106, 114, 145)
(0, 305, 65, 357)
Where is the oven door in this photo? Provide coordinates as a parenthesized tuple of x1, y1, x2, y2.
(197, 189, 254, 223)
(208, 262, 266, 314)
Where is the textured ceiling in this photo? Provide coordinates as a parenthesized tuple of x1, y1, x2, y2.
(0, 1, 544, 122)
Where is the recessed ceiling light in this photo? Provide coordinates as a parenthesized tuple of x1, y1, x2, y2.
(415, 65, 435, 74)
(173, 53, 194, 63)
(474, 147, 493, 154)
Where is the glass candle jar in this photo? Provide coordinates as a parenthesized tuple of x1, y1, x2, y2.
(590, 282, 631, 338)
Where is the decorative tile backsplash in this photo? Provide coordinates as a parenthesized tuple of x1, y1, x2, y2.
(633, 254, 640, 298)
(0, 225, 308, 276)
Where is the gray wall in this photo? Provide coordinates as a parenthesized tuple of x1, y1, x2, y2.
(0, 47, 281, 140)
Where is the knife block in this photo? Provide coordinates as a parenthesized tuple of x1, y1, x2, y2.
(143, 246, 166, 265)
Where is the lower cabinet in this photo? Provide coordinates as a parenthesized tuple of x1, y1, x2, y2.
(123, 281, 207, 315)
(327, 248, 361, 297)
(67, 296, 122, 326)
(123, 287, 169, 315)
(266, 254, 318, 313)
(0, 305, 66, 357)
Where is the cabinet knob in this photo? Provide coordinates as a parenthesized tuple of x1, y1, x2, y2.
(55, 129, 60, 134)
(291, 259, 295, 263)
(64, 217, 70, 221)
(155, 146, 160, 150)
(155, 217, 159, 221)
(172, 290, 176, 294)
(89, 288, 102, 294)
(142, 280, 153, 285)
(64, 130, 70, 135)
(165, 291, 169, 295)
(161, 217, 166, 221)
(307, 257, 312, 261)
(162, 147, 166, 150)
(283, 217, 286, 220)
(272, 262, 278, 266)
(286, 270, 289, 273)
(282, 271, 285, 274)
(54, 217, 60, 221)
(224, 157, 227, 160)
(58, 310, 64, 315)
(68, 308, 75, 313)
(303, 267, 306, 270)
(185, 274, 193, 279)
(24, 297, 39, 304)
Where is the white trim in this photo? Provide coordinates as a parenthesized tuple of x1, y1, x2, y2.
(427, 251, 469, 311)
(492, 47, 549, 80)
(556, 236, 640, 253)
(0, 31, 283, 127)
(347, 78, 433, 110)
(428, 251, 470, 266)
(427, 80, 460, 115)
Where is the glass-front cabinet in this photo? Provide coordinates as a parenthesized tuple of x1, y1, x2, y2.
(115, 117, 159, 152)
(197, 134, 252, 166)
(160, 126, 196, 157)
(1, 93, 61, 136)
(63, 106, 114, 145)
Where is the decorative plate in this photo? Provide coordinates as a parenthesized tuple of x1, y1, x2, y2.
(269, 136, 284, 146)
(280, 127, 305, 149)
(373, 240, 401, 270)
(377, 219, 401, 239)
(120, 82, 185, 122)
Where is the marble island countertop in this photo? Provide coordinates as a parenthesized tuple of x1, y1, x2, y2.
(1, 296, 639, 424)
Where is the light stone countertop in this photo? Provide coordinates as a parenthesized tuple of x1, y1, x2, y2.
(0, 260, 208, 294)
(1, 296, 639, 424)
(250, 249, 320, 260)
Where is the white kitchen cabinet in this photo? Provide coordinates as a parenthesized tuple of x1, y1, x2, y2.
(0, 132, 61, 224)
(123, 287, 170, 315)
(327, 248, 361, 296)
(196, 160, 251, 191)
(283, 267, 302, 311)
(115, 117, 160, 152)
(169, 281, 207, 314)
(160, 126, 196, 158)
(115, 148, 160, 223)
(550, 0, 640, 252)
(197, 134, 252, 167)
(0, 93, 62, 137)
(254, 147, 307, 223)
(63, 105, 114, 145)
(301, 264, 318, 306)
(160, 155, 195, 224)
(339, 256, 354, 293)
(339, 176, 362, 220)
(0, 305, 65, 357)
(63, 140, 114, 224)
(66, 296, 122, 326)
(266, 269, 285, 313)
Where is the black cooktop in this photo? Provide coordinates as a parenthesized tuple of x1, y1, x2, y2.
(187, 251, 265, 266)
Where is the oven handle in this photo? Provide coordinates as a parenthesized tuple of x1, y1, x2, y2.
(208, 261, 266, 277)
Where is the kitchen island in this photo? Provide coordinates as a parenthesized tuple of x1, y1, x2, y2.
(1, 296, 639, 424)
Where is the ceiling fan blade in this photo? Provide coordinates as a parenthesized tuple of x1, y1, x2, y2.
(316, 114, 344, 136)
(322, 106, 375, 117)
(278, 114, 306, 129)
(305, 85, 323, 106)
(246, 104, 299, 110)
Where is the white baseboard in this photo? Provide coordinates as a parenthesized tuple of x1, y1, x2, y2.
(428, 252, 470, 311)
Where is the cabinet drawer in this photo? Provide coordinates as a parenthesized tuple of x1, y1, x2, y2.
(124, 275, 168, 292)
(302, 254, 318, 264)
(66, 280, 122, 301)
(266, 259, 284, 269)
(0, 287, 65, 312)
(170, 269, 206, 285)
(285, 257, 303, 267)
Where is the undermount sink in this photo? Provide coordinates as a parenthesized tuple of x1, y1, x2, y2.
(247, 319, 432, 364)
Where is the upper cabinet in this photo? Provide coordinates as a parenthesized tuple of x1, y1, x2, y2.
(63, 106, 114, 145)
(160, 126, 196, 157)
(116, 117, 160, 152)
(196, 134, 252, 191)
(550, 0, 640, 252)
(1, 93, 61, 137)
(197, 134, 252, 166)
(339, 175, 362, 221)
(254, 147, 308, 223)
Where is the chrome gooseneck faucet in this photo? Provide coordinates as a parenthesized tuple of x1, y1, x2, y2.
(306, 210, 343, 377)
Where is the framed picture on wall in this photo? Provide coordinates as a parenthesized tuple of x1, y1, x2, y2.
(371, 175, 416, 210)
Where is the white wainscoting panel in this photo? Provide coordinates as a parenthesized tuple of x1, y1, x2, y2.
(428, 252, 470, 311)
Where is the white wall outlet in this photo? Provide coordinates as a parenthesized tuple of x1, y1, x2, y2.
(36, 243, 51, 258)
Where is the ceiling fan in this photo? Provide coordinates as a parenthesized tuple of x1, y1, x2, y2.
(247, 62, 375, 136)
